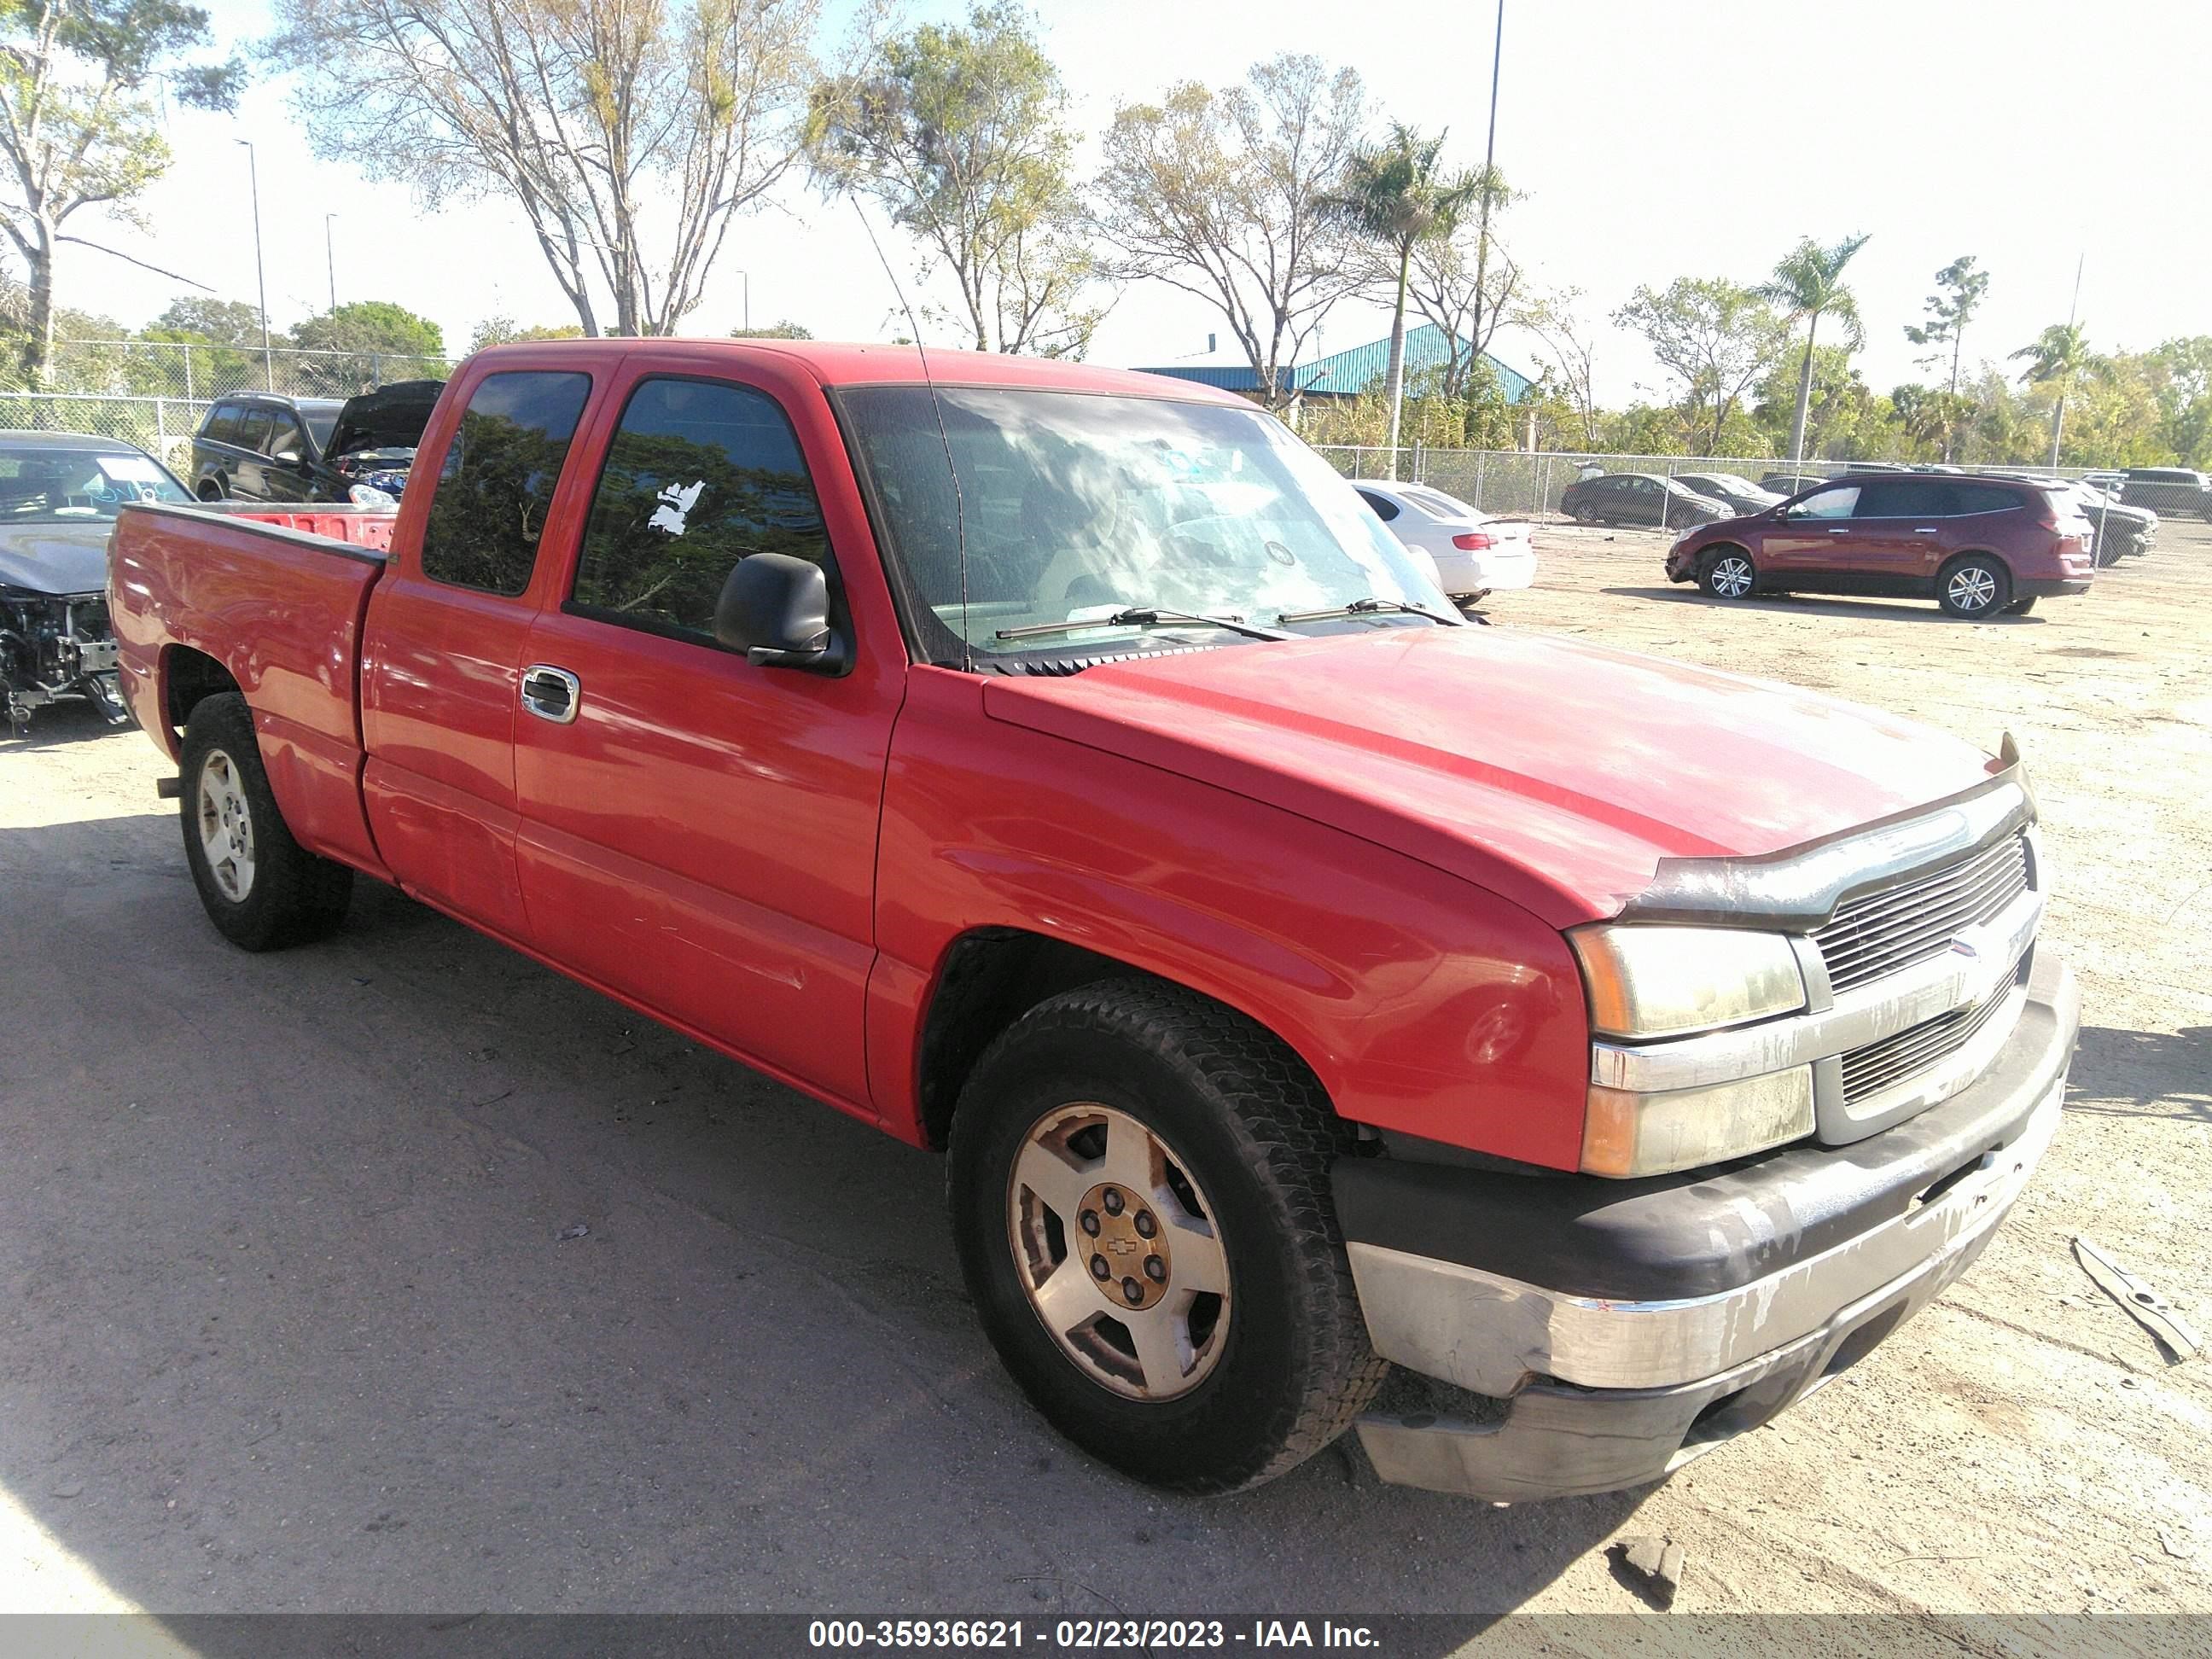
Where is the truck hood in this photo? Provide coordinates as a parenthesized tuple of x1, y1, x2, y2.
(981, 626, 2004, 928)
(0, 521, 112, 597)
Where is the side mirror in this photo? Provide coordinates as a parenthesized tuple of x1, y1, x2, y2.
(715, 552, 845, 672)
(273, 449, 301, 467)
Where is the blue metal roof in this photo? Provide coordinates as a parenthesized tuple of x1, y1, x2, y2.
(1135, 323, 1533, 404)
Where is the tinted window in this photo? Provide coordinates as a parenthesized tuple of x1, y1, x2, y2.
(1790, 486, 1859, 519)
(569, 377, 829, 641)
(1356, 489, 1400, 521)
(202, 403, 241, 445)
(267, 413, 307, 463)
(420, 370, 591, 597)
(236, 407, 273, 454)
(1948, 483, 2021, 515)
(1853, 479, 1944, 517)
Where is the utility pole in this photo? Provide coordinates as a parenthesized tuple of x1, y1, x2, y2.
(1469, 0, 1506, 387)
(325, 214, 338, 311)
(734, 269, 751, 332)
(237, 139, 272, 391)
(2051, 251, 2084, 471)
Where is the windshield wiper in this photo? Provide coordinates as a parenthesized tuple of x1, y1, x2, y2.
(995, 606, 1292, 643)
(1276, 597, 1462, 626)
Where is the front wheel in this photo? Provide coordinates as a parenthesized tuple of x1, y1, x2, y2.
(1698, 547, 1756, 600)
(1572, 500, 1602, 525)
(1938, 556, 2011, 619)
(179, 693, 354, 950)
(947, 981, 1383, 1493)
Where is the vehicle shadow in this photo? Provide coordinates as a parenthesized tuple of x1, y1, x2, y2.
(0, 818, 1646, 1627)
(0, 698, 132, 750)
(2064, 1025, 2211, 1123)
(1600, 585, 2050, 624)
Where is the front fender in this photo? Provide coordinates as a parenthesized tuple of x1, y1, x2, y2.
(868, 668, 1591, 1168)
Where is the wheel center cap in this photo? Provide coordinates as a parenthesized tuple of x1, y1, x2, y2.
(1074, 1182, 1169, 1311)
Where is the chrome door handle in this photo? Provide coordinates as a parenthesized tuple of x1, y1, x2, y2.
(1912, 527, 1940, 533)
(521, 663, 581, 725)
(1826, 527, 1849, 533)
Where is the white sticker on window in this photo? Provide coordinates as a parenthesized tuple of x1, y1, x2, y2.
(649, 479, 707, 536)
(96, 454, 166, 484)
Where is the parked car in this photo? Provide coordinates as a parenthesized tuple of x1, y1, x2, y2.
(1557, 471, 1732, 528)
(189, 381, 442, 505)
(1758, 472, 1831, 497)
(113, 340, 2077, 1505)
(2117, 467, 2212, 520)
(1666, 474, 2096, 618)
(1672, 471, 1784, 516)
(0, 431, 196, 732)
(1982, 472, 2156, 564)
(1350, 479, 1535, 601)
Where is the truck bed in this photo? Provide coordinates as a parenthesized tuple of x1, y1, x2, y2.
(109, 499, 395, 874)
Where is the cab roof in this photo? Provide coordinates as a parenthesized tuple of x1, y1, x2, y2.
(469, 336, 1254, 405)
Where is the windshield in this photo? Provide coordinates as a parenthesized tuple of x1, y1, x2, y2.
(840, 386, 1447, 658)
(0, 445, 192, 520)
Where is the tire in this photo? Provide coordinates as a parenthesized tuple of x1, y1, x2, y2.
(1937, 555, 2011, 620)
(179, 693, 354, 951)
(946, 980, 1384, 1493)
(1697, 545, 1756, 600)
(2003, 597, 2038, 615)
(1571, 499, 1602, 525)
(2094, 538, 2123, 568)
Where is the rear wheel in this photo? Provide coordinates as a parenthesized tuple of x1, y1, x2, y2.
(1937, 555, 2011, 619)
(1572, 499, 1603, 525)
(2003, 596, 2039, 615)
(179, 693, 353, 951)
(1698, 546, 1756, 600)
(947, 981, 1383, 1493)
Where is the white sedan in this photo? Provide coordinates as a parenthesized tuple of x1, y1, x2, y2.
(1349, 480, 1538, 601)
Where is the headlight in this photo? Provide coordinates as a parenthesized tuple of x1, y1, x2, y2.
(1570, 924, 1806, 1040)
(1582, 1068, 1815, 1178)
(348, 484, 397, 506)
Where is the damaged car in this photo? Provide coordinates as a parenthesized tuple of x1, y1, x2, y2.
(188, 380, 443, 507)
(0, 431, 193, 734)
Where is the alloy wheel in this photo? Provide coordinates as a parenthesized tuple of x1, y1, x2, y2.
(1946, 565, 1998, 612)
(1710, 555, 1754, 598)
(197, 748, 257, 901)
(1005, 1102, 1230, 1401)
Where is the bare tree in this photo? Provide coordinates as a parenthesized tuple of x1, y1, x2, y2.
(807, 3, 1105, 356)
(266, 0, 835, 337)
(1399, 194, 1521, 401)
(1521, 290, 1601, 450)
(0, 0, 239, 383)
(1095, 54, 1364, 408)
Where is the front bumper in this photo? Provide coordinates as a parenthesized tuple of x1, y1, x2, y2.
(1337, 953, 2077, 1502)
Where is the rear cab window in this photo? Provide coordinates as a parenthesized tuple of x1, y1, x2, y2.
(419, 370, 593, 597)
(568, 375, 831, 645)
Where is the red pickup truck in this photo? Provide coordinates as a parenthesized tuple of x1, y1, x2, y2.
(110, 340, 2078, 1503)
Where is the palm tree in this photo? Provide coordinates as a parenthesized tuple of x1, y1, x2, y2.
(2011, 322, 2092, 468)
(1319, 125, 1482, 477)
(1757, 233, 1870, 465)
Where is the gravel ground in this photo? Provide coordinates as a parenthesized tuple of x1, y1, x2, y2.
(0, 515, 2205, 1622)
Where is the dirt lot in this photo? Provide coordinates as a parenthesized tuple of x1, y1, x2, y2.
(1, 516, 2207, 1624)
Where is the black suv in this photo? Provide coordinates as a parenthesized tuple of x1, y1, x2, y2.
(2117, 468, 2212, 520)
(189, 381, 442, 504)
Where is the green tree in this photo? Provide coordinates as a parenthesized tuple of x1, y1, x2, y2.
(288, 300, 448, 393)
(1755, 232, 1869, 465)
(1398, 167, 1518, 402)
(1614, 276, 1786, 456)
(1097, 54, 1366, 410)
(1902, 255, 1988, 459)
(1317, 125, 1482, 471)
(2011, 321, 2092, 468)
(467, 315, 586, 354)
(2148, 335, 2212, 467)
(0, 0, 241, 383)
(731, 320, 813, 340)
(807, 3, 1103, 357)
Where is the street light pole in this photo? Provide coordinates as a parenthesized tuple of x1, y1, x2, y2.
(236, 138, 272, 390)
(1470, 0, 1506, 423)
(733, 268, 751, 332)
(325, 213, 338, 311)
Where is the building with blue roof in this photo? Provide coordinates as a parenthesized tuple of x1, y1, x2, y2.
(1133, 322, 1534, 405)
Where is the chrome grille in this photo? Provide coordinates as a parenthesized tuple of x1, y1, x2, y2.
(1813, 833, 2030, 993)
(1840, 964, 2025, 1103)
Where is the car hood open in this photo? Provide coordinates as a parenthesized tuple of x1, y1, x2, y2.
(981, 626, 2003, 928)
(0, 521, 114, 597)
(327, 380, 444, 461)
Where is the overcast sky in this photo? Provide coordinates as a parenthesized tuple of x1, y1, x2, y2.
(56, 0, 2211, 405)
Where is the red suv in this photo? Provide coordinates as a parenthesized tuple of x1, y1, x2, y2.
(1665, 474, 2096, 618)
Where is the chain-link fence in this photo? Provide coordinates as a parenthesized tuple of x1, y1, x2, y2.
(1311, 445, 2110, 521)
(3, 339, 461, 471)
